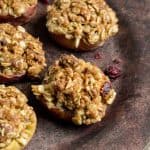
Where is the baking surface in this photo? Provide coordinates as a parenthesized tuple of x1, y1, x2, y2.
(10, 0, 150, 149)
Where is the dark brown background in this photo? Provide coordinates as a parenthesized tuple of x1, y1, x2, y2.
(12, 0, 150, 149)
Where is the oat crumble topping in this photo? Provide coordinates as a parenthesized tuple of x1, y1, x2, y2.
(0, 0, 37, 18)
(46, 0, 119, 48)
(0, 85, 36, 149)
(32, 55, 116, 125)
(0, 24, 46, 79)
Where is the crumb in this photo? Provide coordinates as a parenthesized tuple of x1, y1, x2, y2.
(113, 58, 122, 64)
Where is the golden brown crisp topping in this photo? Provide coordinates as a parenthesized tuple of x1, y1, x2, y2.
(32, 55, 116, 125)
(0, 85, 36, 149)
(0, 24, 46, 79)
(46, 0, 119, 48)
(0, 0, 37, 17)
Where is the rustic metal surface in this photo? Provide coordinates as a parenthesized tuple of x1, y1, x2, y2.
(11, 0, 150, 149)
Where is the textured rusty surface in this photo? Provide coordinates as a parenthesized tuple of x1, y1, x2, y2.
(10, 0, 150, 149)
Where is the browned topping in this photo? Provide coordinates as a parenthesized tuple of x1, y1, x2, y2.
(0, 24, 46, 79)
(0, 85, 36, 149)
(32, 55, 116, 125)
(46, 0, 119, 48)
(0, 0, 37, 18)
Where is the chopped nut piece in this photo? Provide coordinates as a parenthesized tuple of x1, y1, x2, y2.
(46, 0, 119, 50)
(32, 54, 116, 125)
(0, 85, 37, 150)
(0, 24, 46, 83)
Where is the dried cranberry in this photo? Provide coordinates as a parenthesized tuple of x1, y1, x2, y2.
(105, 65, 121, 79)
(94, 52, 102, 59)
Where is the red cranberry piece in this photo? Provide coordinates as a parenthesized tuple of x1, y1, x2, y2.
(94, 52, 102, 59)
(105, 65, 121, 79)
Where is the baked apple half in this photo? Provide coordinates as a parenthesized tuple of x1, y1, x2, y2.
(46, 0, 119, 51)
(0, 85, 37, 150)
(0, 24, 46, 83)
(0, 0, 37, 25)
(32, 54, 116, 125)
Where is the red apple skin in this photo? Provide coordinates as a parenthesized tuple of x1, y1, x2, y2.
(0, 73, 25, 84)
(50, 32, 104, 51)
(0, 5, 37, 25)
(36, 95, 73, 122)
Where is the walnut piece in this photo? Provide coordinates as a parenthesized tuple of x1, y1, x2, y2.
(46, 0, 119, 48)
(0, 24, 46, 81)
(0, 85, 36, 149)
(0, 0, 37, 17)
(32, 54, 116, 125)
